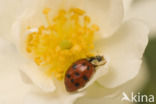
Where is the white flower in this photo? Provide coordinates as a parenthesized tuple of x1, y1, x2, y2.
(0, 0, 149, 104)
(125, 0, 156, 38)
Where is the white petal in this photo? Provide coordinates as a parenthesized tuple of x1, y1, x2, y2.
(44, 0, 84, 10)
(83, 0, 124, 37)
(0, 0, 21, 39)
(127, 0, 156, 37)
(95, 19, 149, 88)
(123, 0, 133, 13)
(0, 0, 41, 40)
(12, 10, 56, 92)
(20, 59, 56, 92)
(24, 81, 84, 104)
(0, 38, 30, 104)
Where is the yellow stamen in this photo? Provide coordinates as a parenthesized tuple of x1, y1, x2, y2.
(25, 8, 99, 80)
(84, 16, 91, 24)
(92, 24, 100, 31)
(70, 8, 85, 15)
(43, 8, 51, 15)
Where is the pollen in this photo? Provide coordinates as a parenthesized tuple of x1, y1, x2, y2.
(25, 8, 99, 80)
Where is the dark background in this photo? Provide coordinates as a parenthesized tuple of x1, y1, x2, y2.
(137, 36, 156, 104)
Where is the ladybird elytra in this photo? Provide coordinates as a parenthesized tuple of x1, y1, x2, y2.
(64, 56, 106, 92)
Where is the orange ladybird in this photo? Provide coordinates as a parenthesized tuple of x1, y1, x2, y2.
(65, 56, 106, 92)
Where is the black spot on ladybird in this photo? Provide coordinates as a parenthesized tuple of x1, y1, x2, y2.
(71, 79, 74, 83)
(75, 83, 80, 87)
(66, 74, 71, 78)
(75, 72, 80, 76)
(83, 75, 88, 81)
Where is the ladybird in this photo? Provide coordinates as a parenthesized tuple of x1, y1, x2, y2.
(64, 56, 106, 92)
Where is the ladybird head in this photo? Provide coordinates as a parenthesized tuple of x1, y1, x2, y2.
(88, 56, 106, 66)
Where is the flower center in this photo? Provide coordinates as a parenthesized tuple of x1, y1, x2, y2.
(25, 8, 99, 80)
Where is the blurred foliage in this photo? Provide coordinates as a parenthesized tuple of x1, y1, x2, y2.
(138, 37, 156, 104)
